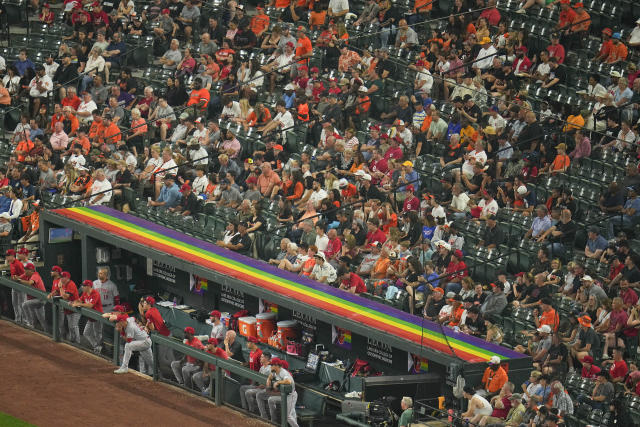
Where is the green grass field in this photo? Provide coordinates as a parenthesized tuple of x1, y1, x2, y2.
(0, 412, 34, 427)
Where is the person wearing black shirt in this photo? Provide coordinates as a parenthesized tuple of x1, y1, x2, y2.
(226, 222, 253, 256)
(440, 135, 463, 173)
(539, 208, 576, 260)
(520, 273, 551, 308)
(233, 23, 257, 49)
(166, 77, 189, 106)
(542, 332, 568, 376)
(359, 174, 385, 201)
(224, 330, 245, 364)
(477, 214, 505, 249)
(53, 55, 79, 93)
(543, 57, 564, 89)
(173, 183, 200, 216)
(461, 306, 486, 336)
(517, 111, 544, 153)
(424, 288, 446, 321)
(461, 94, 482, 124)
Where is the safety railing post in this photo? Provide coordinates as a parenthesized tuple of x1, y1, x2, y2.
(113, 328, 120, 366)
(280, 387, 289, 427)
(152, 339, 159, 381)
(51, 299, 59, 342)
(214, 366, 223, 406)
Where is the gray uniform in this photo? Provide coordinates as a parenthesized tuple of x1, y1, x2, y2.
(240, 364, 272, 412)
(120, 317, 154, 374)
(256, 368, 299, 427)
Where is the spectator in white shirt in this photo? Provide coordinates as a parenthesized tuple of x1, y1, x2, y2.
(309, 252, 337, 284)
(77, 92, 98, 123)
(459, 140, 488, 178)
(221, 96, 241, 120)
(29, 65, 53, 114)
(328, 0, 349, 18)
(259, 101, 294, 137)
(68, 144, 87, 168)
(89, 169, 113, 205)
(473, 37, 497, 71)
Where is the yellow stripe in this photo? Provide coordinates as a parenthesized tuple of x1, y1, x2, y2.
(72, 208, 492, 360)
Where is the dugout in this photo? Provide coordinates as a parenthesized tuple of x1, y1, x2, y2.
(40, 206, 532, 408)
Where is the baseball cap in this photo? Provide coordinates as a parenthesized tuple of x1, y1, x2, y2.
(582, 355, 594, 364)
(489, 356, 501, 364)
(581, 275, 593, 282)
(113, 305, 126, 312)
(362, 174, 372, 181)
(314, 252, 326, 261)
(180, 183, 191, 193)
(509, 393, 523, 401)
(145, 296, 156, 305)
(273, 144, 284, 151)
(208, 337, 219, 345)
(602, 28, 613, 36)
(61, 271, 71, 279)
(82, 279, 93, 287)
(51, 265, 63, 273)
(210, 310, 221, 318)
(433, 288, 444, 294)
(517, 185, 528, 195)
(406, 184, 414, 192)
(537, 325, 552, 334)
(578, 315, 592, 328)
(402, 160, 413, 167)
(116, 314, 128, 322)
(338, 178, 348, 188)
(184, 326, 195, 334)
(247, 336, 259, 344)
(18, 248, 29, 255)
(612, 32, 621, 39)
(5, 249, 15, 256)
(454, 249, 463, 259)
(24, 263, 35, 271)
(445, 291, 456, 299)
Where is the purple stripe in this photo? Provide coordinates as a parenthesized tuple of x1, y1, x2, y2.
(86, 206, 525, 359)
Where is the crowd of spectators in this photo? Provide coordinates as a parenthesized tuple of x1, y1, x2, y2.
(1, 0, 640, 425)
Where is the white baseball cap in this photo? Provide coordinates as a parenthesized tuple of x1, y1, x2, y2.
(358, 85, 368, 92)
(338, 178, 348, 188)
(354, 170, 366, 177)
(432, 206, 446, 218)
(581, 275, 593, 282)
(362, 174, 372, 181)
(489, 356, 501, 365)
(537, 325, 552, 334)
(517, 185, 528, 195)
(441, 242, 452, 251)
(285, 83, 295, 90)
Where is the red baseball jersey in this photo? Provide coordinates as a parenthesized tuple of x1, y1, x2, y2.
(80, 289, 103, 314)
(20, 272, 45, 300)
(145, 307, 171, 337)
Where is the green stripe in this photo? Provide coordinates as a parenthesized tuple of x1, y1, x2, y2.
(0, 412, 35, 427)
(75, 208, 501, 358)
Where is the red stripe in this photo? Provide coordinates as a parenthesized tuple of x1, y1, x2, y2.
(59, 209, 483, 361)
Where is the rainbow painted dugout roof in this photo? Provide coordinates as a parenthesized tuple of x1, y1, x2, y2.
(55, 206, 526, 363)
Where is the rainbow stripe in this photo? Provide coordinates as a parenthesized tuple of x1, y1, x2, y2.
(54, 206, 526, 363)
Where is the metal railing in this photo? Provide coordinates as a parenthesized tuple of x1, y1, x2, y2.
(0, 276, 292, 427)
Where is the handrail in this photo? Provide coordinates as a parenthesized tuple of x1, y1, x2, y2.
(0, 275, 121, 364)
(0, 275, 291, 427)
(150, 333, 292, 427)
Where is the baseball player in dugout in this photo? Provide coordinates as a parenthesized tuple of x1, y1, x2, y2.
(114, 313, 154, 375)
(47, 268, 80, 343)
(72, 279, 104, 353)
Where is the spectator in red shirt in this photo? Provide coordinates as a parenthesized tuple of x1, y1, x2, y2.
(479, 0, 501, 26)
(581, 355, 601, 379)
(402, 185, 420, 213)
(602, 347, 628, 383)
(443, 249, 468, 294)
(620, 278, 639, 309)
(547, 33, 566, 64)
(365, 218, 387, 249)
(61, 86, 81, 110)
(324, 229, 342, 264)
(338, 269, 367, 294)
(602, 297, 627, 358)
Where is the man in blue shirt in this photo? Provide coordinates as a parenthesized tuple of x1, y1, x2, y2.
(149, 175, 181, 209)
(607, 186, 640, 239)
(103, 32, 127, 79)
(585, 226, 608, 259)
(14, 49, 35, 77)
(525, 205, 552, 239)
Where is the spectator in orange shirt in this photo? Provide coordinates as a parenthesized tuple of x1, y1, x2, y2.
(540, 143, 570, 175)
(100, 114, 122, 148)
(247, 103, 272, 127)
(309, 3, 327, 30)
(294, 26, 313, 66)
(250, 5, 270, 38)
(126, 108, 147, 156)
(15, 135, 34, 163)
(566, 2, 590, 50)
(482, 356, 509, 396)
(0, 80, 11, 106)
(186, 77, 210, 113)
(536, 298, 559, 332)
(61, 107, 80, 138)
(606, 33, 628, 64)
(555, 0, 576, 33)
(370, 248, 391, 279)
(594, 28, 614, 62)
(270, 0, 291, 9)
